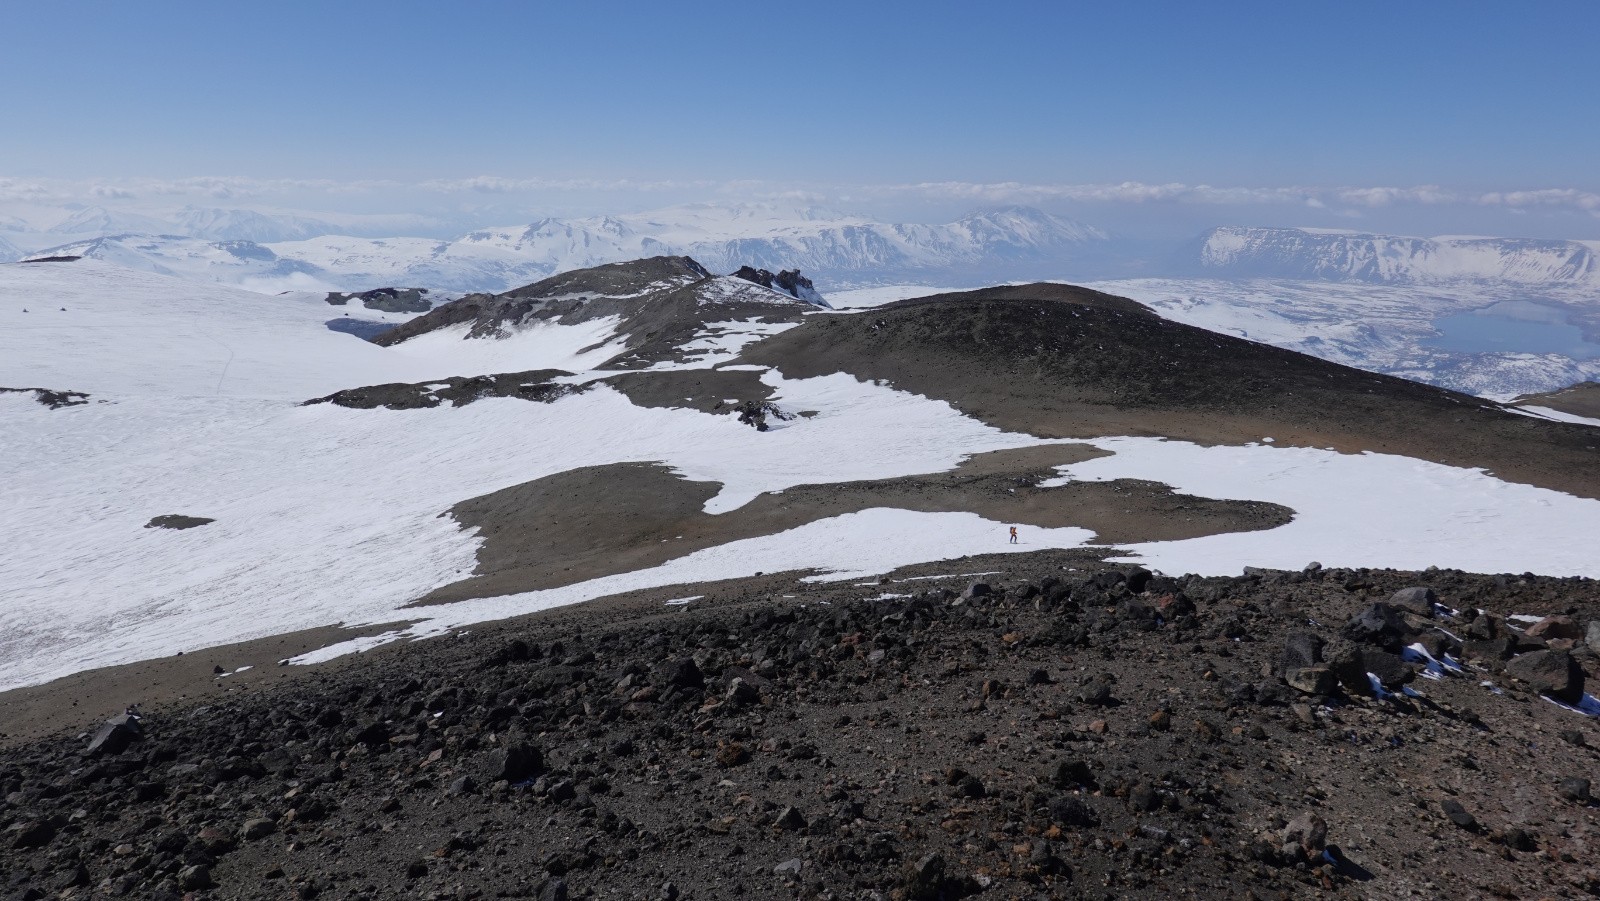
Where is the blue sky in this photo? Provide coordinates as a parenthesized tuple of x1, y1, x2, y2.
(1, 0, 1596, 237)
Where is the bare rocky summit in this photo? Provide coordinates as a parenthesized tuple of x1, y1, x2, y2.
(371, 256, 826, 369)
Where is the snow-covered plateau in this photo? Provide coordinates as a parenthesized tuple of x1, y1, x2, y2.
(1193, 225, 1600, 288)
(5, 258, 1600, 691)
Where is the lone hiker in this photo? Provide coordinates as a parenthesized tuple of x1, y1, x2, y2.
(1008, 526, 1018, 544)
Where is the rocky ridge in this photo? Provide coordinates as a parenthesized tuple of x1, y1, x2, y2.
(370, 256, 825, 369)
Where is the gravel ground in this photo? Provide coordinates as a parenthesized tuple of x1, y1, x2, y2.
(5, 557, 1600, 900)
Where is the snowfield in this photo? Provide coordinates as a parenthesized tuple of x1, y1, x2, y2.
(6, 259, 1600, 690)
(1048, 439, 1600, 577)
(0, 380, 1065, 690)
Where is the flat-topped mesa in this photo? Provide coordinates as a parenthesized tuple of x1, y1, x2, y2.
(1191, 225, 1600, 286)
(370, 255, 827, 369)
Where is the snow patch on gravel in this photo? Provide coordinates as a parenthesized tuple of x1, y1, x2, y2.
(0, 366, 1063, 690)
(286, 509, 1096, 665)
(1047, 438, 1600, 578)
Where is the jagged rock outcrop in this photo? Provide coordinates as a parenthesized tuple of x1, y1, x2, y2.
(0, 387, 90, 409)
(325, 287, 432, 313)
(729, 266, 828, 305)
(304, 370, 583, 410)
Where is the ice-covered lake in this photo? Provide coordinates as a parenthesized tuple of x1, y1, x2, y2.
(1424, 301, 1600, 360)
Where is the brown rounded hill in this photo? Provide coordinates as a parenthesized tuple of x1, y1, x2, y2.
(741, 283, 1600, 499)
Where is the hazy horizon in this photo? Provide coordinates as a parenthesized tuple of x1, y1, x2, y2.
(3, 1, 1597, 242)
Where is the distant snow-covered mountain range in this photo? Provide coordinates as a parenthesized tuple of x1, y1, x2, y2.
(6, 205, 1599, 296)
(32, 206, 339, 244)
(1190, 226, 1600, 288)
(7, 206, 1600, 396)
(4, 203, 1117, 292)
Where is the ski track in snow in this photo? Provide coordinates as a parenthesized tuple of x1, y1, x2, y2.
(8, 261, 1600, 689)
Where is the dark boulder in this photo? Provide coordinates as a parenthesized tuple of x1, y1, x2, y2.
(352, 720, 391, 748)
(1285, 665, 1337, 695)
(497, 739, 545, 783)
(1124, 567, 1153, 594)
(900, 852, 946, 901)
(241, 817, 276, 841)
(1327, 646, 1411, 694)
(1440, 798, 1478, 830)
(1341, 603, 1412, 650)
(1465, 614, 1504, 641)
(178, 864, 213, 891)
(1505, 649, 1585, 703)
(10, 819, 54, 849)
(1462, 636, 1516, 663)
(1526, 615, 1582, 640)
(145, 514, 215, 530)
(773, 806, 807, 830)
(86, 713, 143, 756)
(1388, 587, 1438, 617)
(654, 657, 703, 689)
(724, 677, 760, 707)
(1559, 777, 1591, 804)
(1280, 632, 1325, 670)
(1049, 759, 1096, 789)
(1048, 795, 1099, 827)
(1280, 811, 1328, 854)
(1501, 827, 1538, 852)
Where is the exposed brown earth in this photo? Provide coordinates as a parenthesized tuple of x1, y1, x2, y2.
(304, 370, 580, 411)
(0, 623, 399, 748)
(597, 369, 775, 414)
(411, 446, 1292, 606)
